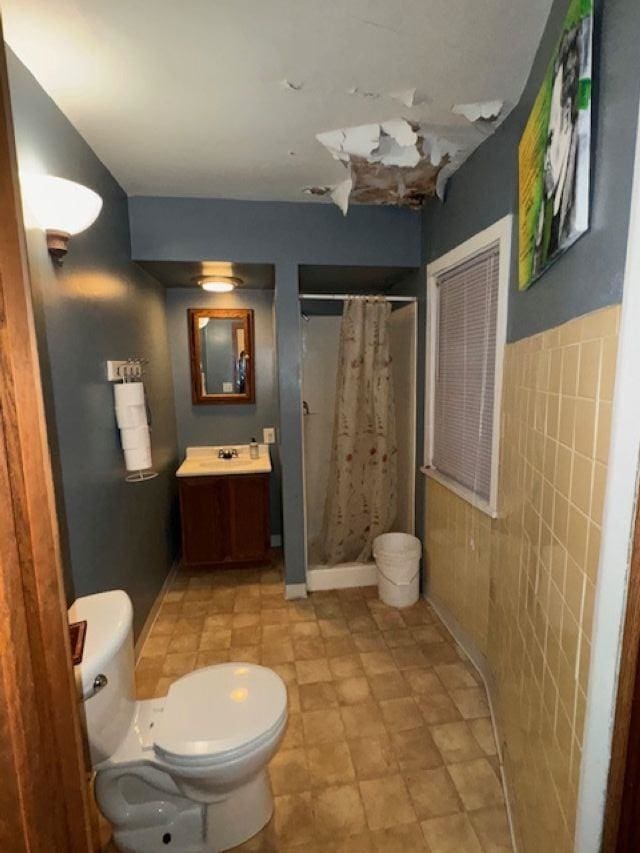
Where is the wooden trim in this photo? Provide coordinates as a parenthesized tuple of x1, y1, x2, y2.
(603, 494, 640, 851)
(0, 24, 93, 852)
(188, 307, 256, 405)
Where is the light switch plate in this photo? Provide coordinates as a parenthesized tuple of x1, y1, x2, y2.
(106, 360, 128, 381)
(263, 427, 276, 444)
(222, 382, 234, 393)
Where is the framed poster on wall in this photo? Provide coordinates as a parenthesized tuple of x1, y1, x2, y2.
(518, 0, 593, 291)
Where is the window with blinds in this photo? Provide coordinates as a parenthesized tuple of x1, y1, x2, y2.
(432, 244, 500, 503)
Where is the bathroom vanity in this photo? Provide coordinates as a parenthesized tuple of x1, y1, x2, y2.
(177, 446, 271, 567)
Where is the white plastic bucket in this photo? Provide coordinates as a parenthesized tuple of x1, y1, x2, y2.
(373, 533, 421, 608)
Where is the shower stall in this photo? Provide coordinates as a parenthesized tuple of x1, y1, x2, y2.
(301, 292, 417, 591)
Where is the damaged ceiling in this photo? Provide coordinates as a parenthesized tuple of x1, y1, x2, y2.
(3, 0, 553, 209)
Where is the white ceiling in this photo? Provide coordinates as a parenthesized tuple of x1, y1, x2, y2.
(2, 0, 552, 203)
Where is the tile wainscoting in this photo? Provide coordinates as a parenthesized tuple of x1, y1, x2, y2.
(425, 305, 620, 850)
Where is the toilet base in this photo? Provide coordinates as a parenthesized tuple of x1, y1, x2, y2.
(205, 770, 273, 851)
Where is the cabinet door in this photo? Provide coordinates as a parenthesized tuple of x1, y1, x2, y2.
(179, 478, 229, 566)
(228, 475, 270, 561)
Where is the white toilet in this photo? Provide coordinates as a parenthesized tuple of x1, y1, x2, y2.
(69, 590, 287, 853)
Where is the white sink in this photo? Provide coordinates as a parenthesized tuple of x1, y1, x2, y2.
(176, 445, 272, 477)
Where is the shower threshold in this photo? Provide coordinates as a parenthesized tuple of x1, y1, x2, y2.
(306, 560, 377, 592)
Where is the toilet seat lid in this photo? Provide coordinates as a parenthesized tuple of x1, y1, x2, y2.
(153, 663, 287, 761)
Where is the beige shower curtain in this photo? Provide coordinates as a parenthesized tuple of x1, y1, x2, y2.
(320, 297, 397, 565)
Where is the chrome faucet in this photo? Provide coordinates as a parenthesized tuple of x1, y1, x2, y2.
(218, 448, 239, 460)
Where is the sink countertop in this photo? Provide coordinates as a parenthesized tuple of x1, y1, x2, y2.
(176, 445, 272, 477)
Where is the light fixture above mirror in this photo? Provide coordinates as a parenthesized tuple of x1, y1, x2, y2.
(193, 275, 241, 293)
(20, 174, 103, 264)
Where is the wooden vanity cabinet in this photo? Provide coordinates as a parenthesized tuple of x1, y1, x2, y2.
(179, 474, 270, 567)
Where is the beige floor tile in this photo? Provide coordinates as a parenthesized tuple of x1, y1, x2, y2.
(329, 654, 364, 679)
(449, 687, 490, 720)
(281, 713, 304, 749)
(435, 662, 479, 691)
(319, 618, 350, 638)
(269, 748, 310, 795)
(323, 833, 374, 852)
(260, 608, 289, 625)
(261, 624, 290, 643)
(167, 632, 201, 653)
(324, 636, 358, 657)
(370, 822, 429, 851)
(404, 768, 463, 820)
(348, 615, 379, 634)
(270, 662, 297, 684)
(199, 627, 232, 650)
(291, 621, 321, 640)
(353, 633, 388, 653)
(379, 697, 424, 732)
(293, 639, 326, 661)
(196, 649, 230, 667)
(368, 670, 412, 701)
(469, 718, 498, 757)
(421, 642, 461, 666)
(411, 625, 446, 644)
(303, 708, 346, 745)
(468, 805, 512, 851)
(229, 646, 260, 664)
(341, 701, 387, 739)
(149, 615, 177, 636)
(359, 774, 417, 831)
(416, 691, 462, 725)
(360, 651, 398, 676)
(295, 657, 332, 684)
(430, 721, 485, 764)
(141, 634, 172, 657)
(421, 812, 483, 853)
(335, 676, 372, 706)
(299, 681, 339, 711)
(231, 625, 262, 646)
(391, 645, 429, 670)
(349, 734, 397, 780)
(261, 639, 295, 664)
(390, 728, 443, 774)
(383, 628, 416, 648)
(313, 783, 367, 840)
(273, 792, 315, 847)
(232, 612, 261, 628)
(161, 652, 197, 677)
(372, 610, 406, 631)
(403, 667, 445, 696)
(447, 759, 505, 810)
(307, 742, 356, 788)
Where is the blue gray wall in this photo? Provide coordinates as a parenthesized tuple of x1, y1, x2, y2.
(422, 0, 640, 341)
(8, 52, 179, 636)
(165, 287, 282, 536)
(129, 197, 422, 584)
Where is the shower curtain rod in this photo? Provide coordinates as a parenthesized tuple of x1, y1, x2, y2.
(300, 293, 417, 303)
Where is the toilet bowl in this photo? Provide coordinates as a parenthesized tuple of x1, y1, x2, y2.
(69, 591, 287, 853)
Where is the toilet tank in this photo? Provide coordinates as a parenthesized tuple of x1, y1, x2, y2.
(68, 590, 136, 766)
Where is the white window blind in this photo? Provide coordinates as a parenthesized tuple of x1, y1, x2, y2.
(432, 244, 500, 502)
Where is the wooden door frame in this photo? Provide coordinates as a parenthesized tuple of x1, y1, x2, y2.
(0, 21, 93, 852)
(603, 495, 640, 850)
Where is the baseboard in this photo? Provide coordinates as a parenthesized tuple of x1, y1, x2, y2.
(135, 558, 179, 662)
(426, 591, 519, 853)
(306, 562, 378, 591)
(270, 534, 282, 547)
(285, 583, 308, 600)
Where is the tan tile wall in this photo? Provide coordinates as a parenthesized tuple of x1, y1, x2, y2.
(424, 304, 620, 851)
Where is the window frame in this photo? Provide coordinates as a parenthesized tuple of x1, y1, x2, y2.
(423, 215, 513, 518)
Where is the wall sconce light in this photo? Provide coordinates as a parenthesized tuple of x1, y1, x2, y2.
(20, 174, 103, 264)
(193, 275, 241, 293)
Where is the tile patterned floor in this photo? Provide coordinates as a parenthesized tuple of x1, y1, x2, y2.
(126, 558, 513, 852)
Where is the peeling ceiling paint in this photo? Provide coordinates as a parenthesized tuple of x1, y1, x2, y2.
(2, 0, 554, 203)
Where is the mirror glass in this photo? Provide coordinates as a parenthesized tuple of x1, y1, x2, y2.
(189, 308, 255, 404)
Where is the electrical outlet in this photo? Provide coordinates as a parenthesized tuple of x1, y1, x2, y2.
(263, 427, 276, 444)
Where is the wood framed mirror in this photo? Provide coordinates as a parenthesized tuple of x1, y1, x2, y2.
(188, 308, 255, 404)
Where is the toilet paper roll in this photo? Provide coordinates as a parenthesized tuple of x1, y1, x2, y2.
(115, 404, 147, 429)
(124, 445, 152, 472)
(120, 425, 151, 451)
(114, 382, 145, 407)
